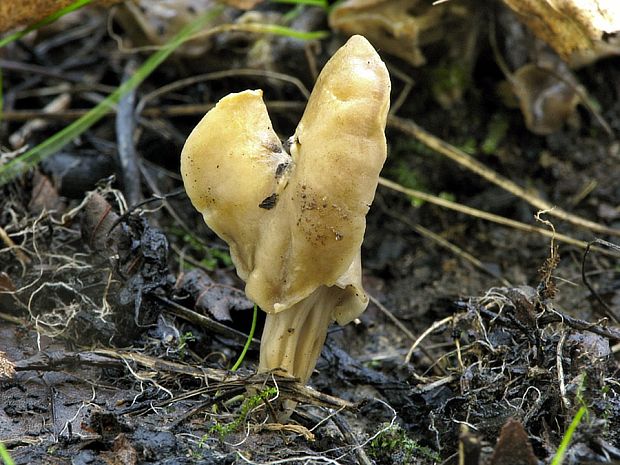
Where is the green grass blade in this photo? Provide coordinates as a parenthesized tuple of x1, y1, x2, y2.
(0, 442, 15, 465)
(215, 22, 329, 40)
(550, 406, 587, 465)
(231, 304, 258, 372)
(270, 0, 328, 8)
(0, 67, 3, 124)
(0, 6, 223, 187)
(0, 0, 94, 49)
(256, 24, 329, 40)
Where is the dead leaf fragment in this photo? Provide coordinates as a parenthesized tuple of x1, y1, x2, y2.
(80, 192, 125, 252)
(329, 0, 472, 67)
(0, 272, 16, 292)
(502, 0, 620, 66)
(510, 63, 581, 135)
(490, 418, 538, 465)
(101, 433, 138, 465)
(175, 268, 254, 321)
(0, 0, 121, 34)
(0, 351, 16, 380)
(29, 171, 64, 214)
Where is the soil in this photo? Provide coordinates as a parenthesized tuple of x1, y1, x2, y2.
(1, 3, 620, 465)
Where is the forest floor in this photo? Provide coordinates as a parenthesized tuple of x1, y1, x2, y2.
(1, 2, 620, 464)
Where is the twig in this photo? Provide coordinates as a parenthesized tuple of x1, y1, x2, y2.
(369, 294, 417, 341)
(387, 115, 620, 237)
(158, 296, 261, 350)
(379, 177, 607, 253)
(377, 194, 510, 285)
(0, 58, 116, 93)
(368, 293, 446, 376)
(581, 239, 620, 324)
(536, 310, 620, 342)
(116, 59, 142, 206)
(0, 101, 306, 121)
(332, 414, 373, 465)
(9, 93, 71, 149)
(0, 224, 31, 265)
(404, 316, 454, 364)
(94, 350, 354, 410)
(135, 68, 311, 115)
(556, 329, 569, 410)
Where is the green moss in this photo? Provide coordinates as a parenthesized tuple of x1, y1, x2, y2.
(169, 227, 232, 271)
(430, 62, 470, 109)
(177, 331, 195, 359)
(481, 114, 510, 155)
(368, 424, 439, 465)
(203, 387, 278, 440)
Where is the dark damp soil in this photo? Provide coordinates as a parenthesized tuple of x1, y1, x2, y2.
(1, 3, 620, 465)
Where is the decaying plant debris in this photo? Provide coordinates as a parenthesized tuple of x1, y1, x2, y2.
(1, 1, 620, 464)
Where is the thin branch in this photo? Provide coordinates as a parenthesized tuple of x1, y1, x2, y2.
(388, 115, 619, 237)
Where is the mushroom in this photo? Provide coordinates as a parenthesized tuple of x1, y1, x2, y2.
(181, 35, 390, 386)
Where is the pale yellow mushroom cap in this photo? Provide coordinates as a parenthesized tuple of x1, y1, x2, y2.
(181, 35, 390, 385)
(181, 89, 289, 277)
(181, 34, 389, 322)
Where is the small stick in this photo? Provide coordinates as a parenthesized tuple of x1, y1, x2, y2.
(157, 296, 261, 350)
(332, 414, 374, 465)
(368, 293, 446, 375)
(0, 101, 306, 121)
(388, 115, 620, 237)
(116, 59, 142, 206)
(379, 177, 603, 253)
(556, 330, 569, 410)
(405, 316, 454, 364)
(378, 195, 511, 285)
(9, 93, 71, 148)
(0, 224, 31, 265)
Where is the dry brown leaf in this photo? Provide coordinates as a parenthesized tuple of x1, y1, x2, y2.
(329, 0, 472, 67)
(0, 0, 121, 34)
(29, 171, 64, 214)
(0, 272, 16, 292)
(489, 418, 538, 465)
(502, 0, 620, 66)
(175, 268, 254, 321)
(511, 64, 581, 135)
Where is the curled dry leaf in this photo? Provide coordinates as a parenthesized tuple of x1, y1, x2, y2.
(329, 0, 472, 67)
(81, 192, 126, 253)
(511, 64, 582, 135)
(502, 0, 620, 66)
